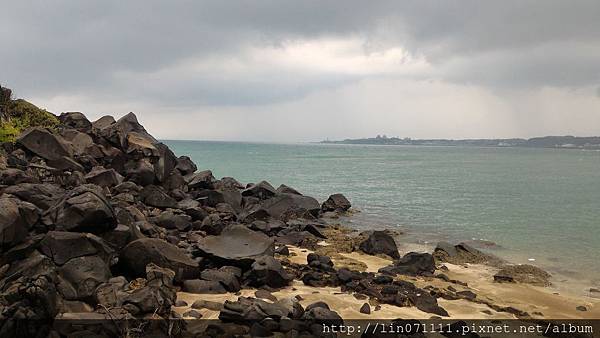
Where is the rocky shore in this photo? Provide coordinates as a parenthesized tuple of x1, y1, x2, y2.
(0, 99, 598, 337)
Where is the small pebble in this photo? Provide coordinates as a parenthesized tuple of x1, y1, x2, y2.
(576, 306, 587, 312)
(359, 303, 370, 314)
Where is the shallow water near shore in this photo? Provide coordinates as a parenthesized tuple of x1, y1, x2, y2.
(165, 140, 600, 295)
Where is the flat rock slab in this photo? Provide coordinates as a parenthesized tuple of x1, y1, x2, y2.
(195, 224, 274, 267)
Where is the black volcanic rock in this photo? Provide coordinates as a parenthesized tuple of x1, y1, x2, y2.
(17, 127, 73, 161)
(359, 230, 400, 259)
(40, 231, 114, 266)
(141, 185, 177, 209)
(175, 155, 197, 176)
(260, 193, 321, 220)
(246, 255, 293, 288)
(0, 197, 34, 249)
(186, 170, 216, 189)
(200, 267, 241, 292)
(183, 279, 227, 294)
(121, 237, 200, 282)
(378, 252, 436, 276)
(45, 185, 117, 234)
(100, 112, 157, 151)
(195, 224, 274, 267)
(242, 180, 276, 200)
(321, 193, 351, 212)
(3, 183, 64, 210)
(59, 112, 92, 131)
(276, 184, 302, 195)
(153, 142, 178, 183)
(58, 255, 112, 300)
(84, 167, 122, 187)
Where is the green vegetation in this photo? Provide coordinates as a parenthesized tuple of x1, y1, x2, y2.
(0, 98, 59, 143)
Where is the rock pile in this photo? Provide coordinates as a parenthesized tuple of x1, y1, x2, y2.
(0, 111, 364, 336)
(2, 108, 514, 337)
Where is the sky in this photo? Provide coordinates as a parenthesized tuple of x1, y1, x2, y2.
(1, 1, 600, 142)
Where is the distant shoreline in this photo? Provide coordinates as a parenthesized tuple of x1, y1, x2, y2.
(319, 135, 600, 149)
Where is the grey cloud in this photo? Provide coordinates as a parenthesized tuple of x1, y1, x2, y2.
(2, 1, 600, 103)
(1, 0, 600, 142)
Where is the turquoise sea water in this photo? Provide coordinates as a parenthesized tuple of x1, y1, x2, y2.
(165, 140, 600, 291)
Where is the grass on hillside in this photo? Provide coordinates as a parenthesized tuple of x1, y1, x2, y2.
(0, 99, 59, 143)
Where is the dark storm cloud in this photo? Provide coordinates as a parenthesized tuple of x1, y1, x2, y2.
(2, 0, 600, 106)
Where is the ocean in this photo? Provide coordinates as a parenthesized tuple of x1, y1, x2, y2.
(165, 140, 600, 293)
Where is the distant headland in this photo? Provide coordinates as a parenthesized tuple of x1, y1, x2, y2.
(320, 135, 600, 149)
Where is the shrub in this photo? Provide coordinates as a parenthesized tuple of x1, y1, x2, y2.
(0, 99, 59, 143)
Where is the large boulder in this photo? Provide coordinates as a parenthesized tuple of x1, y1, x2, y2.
(45, 185, 117, 233)
(123, 264, 177, 315)
(200, 267, 241, 292)
(359, 231, 400, 259)
(99, 112, 157, 150)
(0, 197, 34, 249)
(182, 279, 227, 294)
(195, 189, 242, 214)
(195, 224, 274, 267)
(153, 143, 177, 183)
(95, 264, 177, 316)
(59, 112, 92, 131)
(124, 132, 159, 156)
(186, 170, 216, 189)
(84, 167, 122, 187)
(3, 183, 64, 210)
(91, 115, 115, 131)
(242, 181, 276, 200)
(378, 252, 436, 276)
(58, 255, 112, 300)
(124, 158, 156, 186)
(141, 185, 177, 209)
(433, 242, 503, 265)
(152, 210, 192, 231)
(60, 129, 97, 157)
(120, 238, 200, 282)
(17, 127, 73, 161)
(0, 168, 38, 185)
(246, 255, 292, 288)
(175, 156, 197, 176)
(493, 264, 551, 286)
(39, 231, 114, 266)
(259, 193, 320, 220)
(321, 193, 351, 212)
(219, 297, 303, 323)
(276, 184, 302, 195)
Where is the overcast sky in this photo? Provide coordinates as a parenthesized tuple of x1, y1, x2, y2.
(2, 1, 600, 142)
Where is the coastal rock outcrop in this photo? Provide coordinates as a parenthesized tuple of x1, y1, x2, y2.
(433, 241, 503, 265)
(379, 252, 436, 276)
(321, 193, 351, 212)
(0, 102, 469, 336)
(359, 230, 400, 259)
(45, 185, 117, 234)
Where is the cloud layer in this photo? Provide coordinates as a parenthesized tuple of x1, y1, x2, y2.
(1, 1, 599, 141)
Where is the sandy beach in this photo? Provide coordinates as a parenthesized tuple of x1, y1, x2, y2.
(175, 241, 599, 322)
